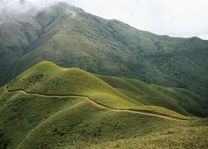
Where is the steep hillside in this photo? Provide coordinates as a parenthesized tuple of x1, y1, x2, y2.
(0, 9, 41, 82)
(0, 61, 207, 149)
(0, 2, 207, 100)
(98, 75, 208, 116)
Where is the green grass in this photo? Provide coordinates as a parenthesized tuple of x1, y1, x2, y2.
(0, 3, 208, 148)
(7, 61, 141, 109)
(86, 119, 208, 149)
(7, 61, 190, 119)
(0, 86, 79, 148)
(0, 61, 207, 149)
(0, 89, 206, 149)
(98, 75, 207, 116)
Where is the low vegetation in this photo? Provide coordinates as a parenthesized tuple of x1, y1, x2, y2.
(1, 61, 207, 148)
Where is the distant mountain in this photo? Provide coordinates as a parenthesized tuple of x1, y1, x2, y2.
(0, 61, 208, 148)
(0, 2, 208, 99)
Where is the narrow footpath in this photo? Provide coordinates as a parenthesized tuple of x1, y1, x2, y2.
(4, 86, 189, 121)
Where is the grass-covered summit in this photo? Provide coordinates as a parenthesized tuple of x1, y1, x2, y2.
(2, 61, 197, 118)
(7, 61, 141, 109)
(0, 61, 208, 149)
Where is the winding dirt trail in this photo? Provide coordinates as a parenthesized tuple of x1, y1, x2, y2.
(4, 86, 189, 121)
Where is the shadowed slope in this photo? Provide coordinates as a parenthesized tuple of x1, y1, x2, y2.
(98, 75, 208, 116)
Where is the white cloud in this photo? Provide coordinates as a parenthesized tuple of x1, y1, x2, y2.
(69, 0, 208, 39)
(1, 0, 208, 39)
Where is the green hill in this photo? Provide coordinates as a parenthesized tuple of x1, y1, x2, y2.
(6, 61, 190, 118)
(0, 61, 208, 149)
(0, 2, 208, 148)
(98, 75, 208, 116)
(7, 61, 141, 109)
(0, 2, 208, 101)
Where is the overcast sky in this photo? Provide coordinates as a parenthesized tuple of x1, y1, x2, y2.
(1, 0, 208, 39)
(68, 0, 208, 40)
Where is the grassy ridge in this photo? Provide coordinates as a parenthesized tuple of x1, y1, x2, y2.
(7, 61, 141, 109)
(7, 61, 191, 118)
(0, 61, 207, 149)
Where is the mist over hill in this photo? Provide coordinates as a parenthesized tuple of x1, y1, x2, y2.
(0, 0, 69, 11)
(0, 1, 208, 148)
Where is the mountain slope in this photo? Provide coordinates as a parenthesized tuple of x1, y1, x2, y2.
(0, 9, 41, 82)
(0, 2, 208, 100)
(0, 61, 207, 149)
(1, 3, 208, 99)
